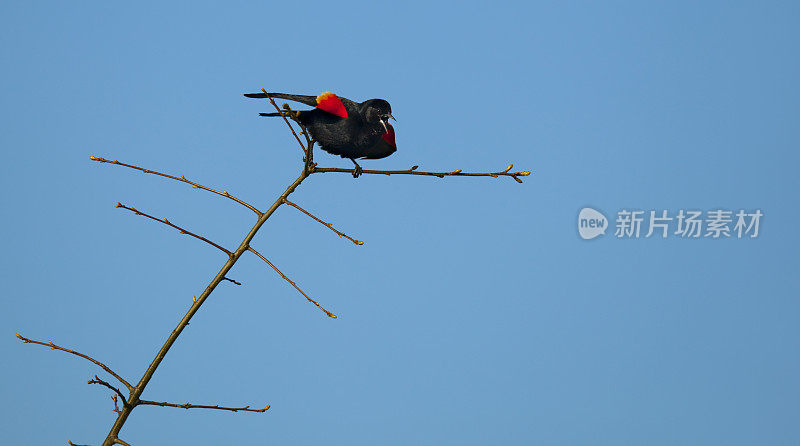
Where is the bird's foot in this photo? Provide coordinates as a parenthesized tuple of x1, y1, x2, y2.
(350, 159, 363, 178)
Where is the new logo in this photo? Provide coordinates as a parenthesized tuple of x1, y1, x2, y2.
(578, 207, 607, 240)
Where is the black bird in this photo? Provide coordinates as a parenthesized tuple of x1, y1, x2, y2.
(244, 91, 396, 177)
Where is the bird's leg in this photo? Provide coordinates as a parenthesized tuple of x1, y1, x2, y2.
(350, 158, 363, 178)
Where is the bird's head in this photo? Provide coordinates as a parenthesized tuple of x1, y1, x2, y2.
(362, 99, 396, 133)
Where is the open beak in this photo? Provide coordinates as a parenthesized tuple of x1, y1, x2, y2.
(389, 114, 396, 121)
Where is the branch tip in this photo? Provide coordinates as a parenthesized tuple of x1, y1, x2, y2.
(255, 88, 309, 153)
(222, 276, 243, 286)
(248, 246, 337, 318)
(88, 374, 128, 403)
(18, 335, 132, 390)
(91, 156, 262, 214)
(283, 199, 364, 246)
(116, 203, 232, 255)
(139, 398, 271, 413)
(312, 164, 531, 182)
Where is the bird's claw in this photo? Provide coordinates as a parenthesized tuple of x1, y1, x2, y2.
(352, 165, 363, 178)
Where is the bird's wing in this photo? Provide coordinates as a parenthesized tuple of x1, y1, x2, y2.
(314, 92, 349, 118)
(243, 91, 353, 119)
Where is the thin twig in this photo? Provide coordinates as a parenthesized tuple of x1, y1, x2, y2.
(115, 203, 232, 256)
(289, 111, 314, 149)
(89, 156, 262, 215)
(283, 199, 363, 245)
(312, 164, 531, 183)
(247, 246, 337, 319)
(16, 334, 132, 391)
(259, 87, 307, 154)
(279, 104, 314, 149)
(88, 375, 128, 406)
(139, 399, 270, 413)
(222, 277, 242, 286)
(69, 441, 90, 446)
(281, 106, 316, 173)
(111, 395, 121, 415)
(113, 439, 131, 446)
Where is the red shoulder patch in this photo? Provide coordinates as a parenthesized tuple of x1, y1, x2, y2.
(315, 92, 349, 119)
(382, 123, 396, 148)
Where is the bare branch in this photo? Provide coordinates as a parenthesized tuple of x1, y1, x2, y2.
(283, 199, 364, 245)
(100, 170, 312, 445)
(247, 246, 337, 319)
(115, 203, 232, 256)
(259, 87, 307, 154)
(312, 163, 531, 182)
(69, 441, 90, 446)
(88, 375, 128, 406)
(16, 334, 132, 391)
(139, 399, 270, 413)
(222, 276, 242, 285)
(113, 439, 131, 446)
(89, 156, 262, 215)
(111, 395, 121, 415)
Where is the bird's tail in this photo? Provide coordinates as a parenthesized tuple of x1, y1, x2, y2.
(244, 92, 318, 107)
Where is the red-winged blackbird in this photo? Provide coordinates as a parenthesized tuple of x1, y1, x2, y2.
(244, 91, 396, 177)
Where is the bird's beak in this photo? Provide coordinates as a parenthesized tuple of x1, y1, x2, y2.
(389, 114, 396, 121)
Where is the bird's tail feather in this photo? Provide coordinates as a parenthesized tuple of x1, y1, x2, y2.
(244, 92, 318, 107)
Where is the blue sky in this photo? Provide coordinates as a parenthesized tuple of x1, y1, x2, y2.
(2, 1, 799, 445)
